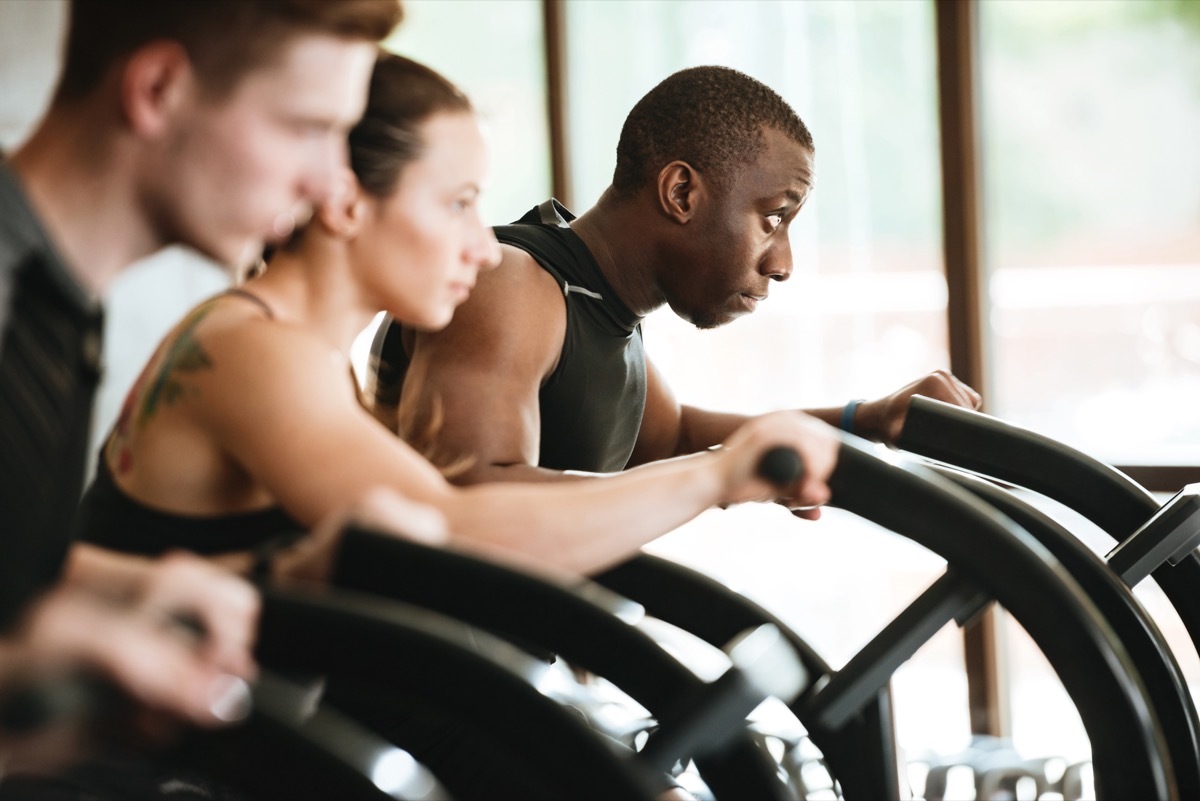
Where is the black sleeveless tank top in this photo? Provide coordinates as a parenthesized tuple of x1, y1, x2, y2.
(499, 200, 647, 472)
(372, 200, 647, 473)
(75, 288, 304, 557)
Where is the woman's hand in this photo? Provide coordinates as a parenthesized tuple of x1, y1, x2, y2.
(714, 411, 839, 513)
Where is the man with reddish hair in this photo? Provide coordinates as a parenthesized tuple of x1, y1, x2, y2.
(0, 0, 400, 780)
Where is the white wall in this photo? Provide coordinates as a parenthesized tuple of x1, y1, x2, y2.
(0, 0, 231, 474)
(0, 0, 64, 148)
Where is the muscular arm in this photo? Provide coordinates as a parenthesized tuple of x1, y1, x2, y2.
(627, 357, 751, 466)
(628, 363, 982, 464)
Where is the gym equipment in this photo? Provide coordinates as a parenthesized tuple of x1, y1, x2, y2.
(0, 581, 805, 800)
(898, 395, 1200, 661)
(893, 395, 1200, 797)
(820, 435, 1171, 798)
(172, 669, 453, 801)
(251, 584, 664, 800)
(605, 435, 1175, 799)
(0, 665, 448, 801)
(328, 528, 798, 799)
(594, 553, 898, 799)
(929, 463, 1200, 798)
(0, 590, 669, 799)
(911, 735, 1083, 801)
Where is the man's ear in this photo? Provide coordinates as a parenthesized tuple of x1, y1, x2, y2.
(656, 161, 706, 224)
(315, 168, 369, 239)
(120, 41, 193, 138)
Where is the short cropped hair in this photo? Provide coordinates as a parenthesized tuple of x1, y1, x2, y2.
(612, 66, 814, 196)
(55, 0, 403, 101)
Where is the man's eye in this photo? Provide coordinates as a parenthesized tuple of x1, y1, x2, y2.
(766, 213, 784, 230)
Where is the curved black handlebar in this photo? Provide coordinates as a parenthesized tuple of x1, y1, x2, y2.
(929, 464, 1200, 798)
(330, 528, 789, 799)
(593, 553, 902, 799)
(897, 395, 1200, 670)
(602, 434, 1176, 799)
(254, 585, 661, 800)
(897, 395, 1159, 529)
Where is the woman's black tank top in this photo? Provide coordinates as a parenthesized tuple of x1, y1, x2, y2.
(75, 288, 303, 556)
(76, 451, 302, 557)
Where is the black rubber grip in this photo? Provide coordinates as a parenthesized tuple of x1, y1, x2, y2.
(756, 446, 804, 487)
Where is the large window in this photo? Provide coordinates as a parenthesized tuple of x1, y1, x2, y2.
(979, 1, 1200, 467)
(976, 0, 1200, 764)
(383, 0, 552, 226)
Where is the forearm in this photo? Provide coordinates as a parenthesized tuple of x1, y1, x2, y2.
(801, 406, 845, 431)
(452, 461, 597, 486)
(447, 451, 724, 575)
(675, 406, 752, 453)
(685, 404, 860, 445)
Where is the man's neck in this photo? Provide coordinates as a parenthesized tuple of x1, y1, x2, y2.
(8, 106, 163, 298)
(569, 187, 665, 319)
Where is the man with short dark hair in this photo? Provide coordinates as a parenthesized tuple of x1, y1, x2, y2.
(371, 65, 980, 497)
(0, 0, 400, 773)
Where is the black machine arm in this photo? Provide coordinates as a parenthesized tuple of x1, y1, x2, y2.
(826, 435, 1173, 800)
(897, 395, 1200, 679)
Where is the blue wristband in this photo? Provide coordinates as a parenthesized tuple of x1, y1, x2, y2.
(840, 399, 864, 434)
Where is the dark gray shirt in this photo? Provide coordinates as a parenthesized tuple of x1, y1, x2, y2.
(0, 161, 104, 627)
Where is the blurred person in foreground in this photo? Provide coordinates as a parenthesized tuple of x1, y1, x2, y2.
(0, 0, 401, 789)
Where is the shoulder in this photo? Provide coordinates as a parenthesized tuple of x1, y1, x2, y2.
(448, 243, 565, 329)
(205, 310, 347, 388)
(488, 242, 564, 297)
(156, 298, 358, 423)
(407, 244, 565, 377)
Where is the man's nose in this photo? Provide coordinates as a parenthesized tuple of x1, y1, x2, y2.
(762, 237, 793, 282)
